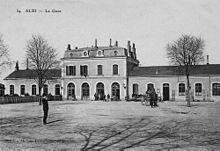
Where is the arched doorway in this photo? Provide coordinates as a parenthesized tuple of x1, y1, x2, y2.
(82, 83, 90, 100)
(111, 82, 120, 101)
(96, 82, 105, 100)
(67, 83, 75, 100)
(163, 83, 170, 101)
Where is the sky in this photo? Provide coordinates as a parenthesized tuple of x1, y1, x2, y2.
(0, 0, 220, 83)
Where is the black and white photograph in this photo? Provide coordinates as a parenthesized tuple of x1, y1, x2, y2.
(0, 0, 220, 150)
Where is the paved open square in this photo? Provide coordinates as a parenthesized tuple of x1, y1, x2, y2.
(0, 101, 220, 151)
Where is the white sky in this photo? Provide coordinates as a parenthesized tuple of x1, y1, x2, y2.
(1, 0, 220, 83)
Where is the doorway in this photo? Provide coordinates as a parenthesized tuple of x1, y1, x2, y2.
(67, 83, 75, 100)
(82, 83, 90, 100)
(163, 83, 170, 101)
(96, 82, 105, 100)
(111, 82, 120, 101)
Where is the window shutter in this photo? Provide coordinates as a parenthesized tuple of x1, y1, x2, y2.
(73, 66, 76, 76)
(66, 66, 68, 76)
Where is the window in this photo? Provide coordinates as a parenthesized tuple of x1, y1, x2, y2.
(113, 64, 118, 75)
(179, 83, 185, 96)
(55, 84, 60, 95)
(20, 85, 25, 95)
(212, 83, 220, 96)
(80, 65, 88, 76)
(114, 51, 118, 56)
(10, 85, 14, 95)
(82, 51, 89, 57)
(97, 65, 103, 75)
(32, 85, 36, 95)
(97, 50, 104, 56)
(82, 83, 90, 97)
(195, 83, 202, 96)
(66, 66, 76, 76)
(133, 84, 139, 95)
(43, 84, 48, 95)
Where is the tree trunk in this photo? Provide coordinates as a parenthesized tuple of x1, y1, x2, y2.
(186, 74, 191, 107)
(38, 78, 43, 105)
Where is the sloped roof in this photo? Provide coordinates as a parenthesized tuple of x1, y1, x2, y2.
(129, 64, 220, 77)
(4, 69, 61, 80)
(63, 46, 128, 59)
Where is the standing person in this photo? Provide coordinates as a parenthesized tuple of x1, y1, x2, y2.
(147, 86, 154, 108)
(42, 93, 49, 124)
(151, 87, 158, 107)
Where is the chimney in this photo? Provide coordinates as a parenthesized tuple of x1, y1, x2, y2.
(26, 58, 29, 70)
(109, 38, 112, 47)
(132, 43, 137, 59)
(207, 55, 209, 65)
(15, 61, 19, 71)
(127, 41, 131, 57)
(95, 39, 98, 48)
(115, 41, 118, 47)
(67, 44, 71, 50)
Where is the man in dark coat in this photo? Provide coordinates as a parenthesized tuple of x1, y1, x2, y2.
(42, 93, 49, 124)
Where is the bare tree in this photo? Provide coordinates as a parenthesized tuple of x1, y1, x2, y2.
(0, 34, 11, 74)
(26, 35, 59, 104)
(166, 35, 205, 107)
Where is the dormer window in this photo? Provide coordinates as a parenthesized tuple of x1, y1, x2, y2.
(70, 53, 73, 57)
(114, 50, 118, 56)
(82, 51, 89, 57)
(97, 50, 104, 57)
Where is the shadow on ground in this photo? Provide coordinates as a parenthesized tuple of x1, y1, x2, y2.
(0, 115, 220, 150)
(74, 118, 220, 150)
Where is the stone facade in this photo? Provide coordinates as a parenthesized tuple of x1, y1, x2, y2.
(4, 40, 220, 101)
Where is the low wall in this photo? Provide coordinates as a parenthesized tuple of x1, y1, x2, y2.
(0, 96, 62, 104)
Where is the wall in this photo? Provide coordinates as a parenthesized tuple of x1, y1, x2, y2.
(129, 75, 220, 101)
(61, 57, 127, 100)
(5, 78, 61, 96)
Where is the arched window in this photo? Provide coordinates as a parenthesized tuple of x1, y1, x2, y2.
(97, 65, 103, 75)
(133, 84, 139, 95)
(20, 85, 25, 95)
(32, 85, 36, 95)
(43, 84, 48, 95)
(179, 83, 185, 96)
(82, 83, 90, 100)
(67, 83, 75, 100)
(10, 85, 14, 95)
(55, 84, 60, 95)
(111, 82, 120, 100)
(212, 83, 220, 96)
(113, 64, 118, 75)
(195, 83, 202, 96)
(96, 82, 105, 100)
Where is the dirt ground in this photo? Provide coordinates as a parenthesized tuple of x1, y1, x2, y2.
(0, 100, 220, 151)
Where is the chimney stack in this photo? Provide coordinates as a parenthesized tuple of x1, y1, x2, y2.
(95, 39, 98, 48)
(15, 61, 19, 71)
(26, 58, 29, 70)
(132, 43, 137, 59)
(109, 38, 112, 47)
(127, 41, 131, 57)
(115, 41, 118, 47)
(67, 44, 71, 50)
(207, 55, 209, 65)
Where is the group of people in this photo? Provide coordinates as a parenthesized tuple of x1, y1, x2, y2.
(142, 85, 158, 108)
(94, 93, 111, 101)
